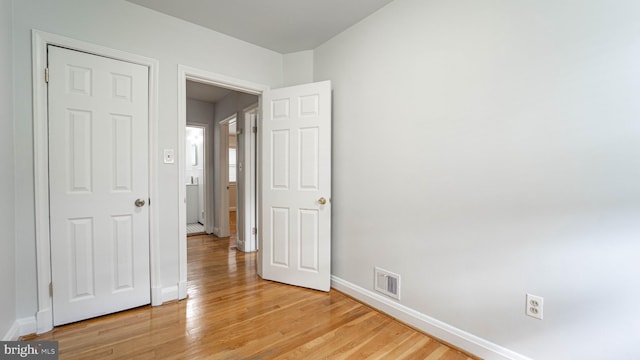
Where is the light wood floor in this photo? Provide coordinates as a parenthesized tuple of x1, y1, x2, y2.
(229, 210, 236, 232)
(24, 234, 478, 360)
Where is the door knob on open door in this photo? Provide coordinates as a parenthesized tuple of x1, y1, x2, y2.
(135, 199, 146, 207)
(318, 197, 327, 205)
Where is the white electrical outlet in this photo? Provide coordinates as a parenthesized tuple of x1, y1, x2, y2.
(526, 293, 544, 320)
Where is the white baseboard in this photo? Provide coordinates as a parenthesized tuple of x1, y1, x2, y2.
(161, 285, 179, 303)
(151, 286, 163, 306)
(162, 282, 187, 302)
(331, 276, 532, 360)
(2, 317, 38, 340)
(178, 281, 187, 300)
(17, 317, 37, 337)
(36, 309, 52, 334)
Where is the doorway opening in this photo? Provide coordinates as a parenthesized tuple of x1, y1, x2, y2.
(228, 119, 238, 239)
(185, 125, 206, 235)
(183, 80, 258, 241)
(179, 71, 262, 299)
(179, 67, 264, 292)
(220, 116, 238, 243)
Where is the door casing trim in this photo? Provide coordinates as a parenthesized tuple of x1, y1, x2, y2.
(177, 65, 269, 298)
(32, 30, 160, 333)
(217, 114, 235, 238)
(240, 104, 259, 252)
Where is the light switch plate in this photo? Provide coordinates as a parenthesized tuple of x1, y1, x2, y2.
(164, 149, 175, 164)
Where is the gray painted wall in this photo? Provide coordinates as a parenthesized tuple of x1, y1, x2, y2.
(187, 99, 215, 126)
(283, 50, 314, 86)
(0, 0, 16, 339)
(314, 0, 640, 358)
(11, 0, 282, 320)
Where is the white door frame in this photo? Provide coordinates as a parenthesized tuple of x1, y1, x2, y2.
(240, 105, 258, 252)
(218, 115, 236, 237)
(177, 65, 268, 297)
(32, 30, 160, 334)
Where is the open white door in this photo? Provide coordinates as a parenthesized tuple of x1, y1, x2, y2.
(238, 106, 258, 252)
(260, 80, 331, 291)
(48, 46, 151, 325)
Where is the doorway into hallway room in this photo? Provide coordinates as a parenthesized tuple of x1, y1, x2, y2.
(186, 125, 206, 236)
(225, 117, 238, 247)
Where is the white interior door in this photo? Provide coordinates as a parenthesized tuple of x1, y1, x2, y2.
(48, 45, 150, 325)
(260, 80, 331, 291)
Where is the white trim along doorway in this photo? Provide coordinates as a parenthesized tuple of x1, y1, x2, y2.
(32, 30, 161, 334)
(218, 114, 235, 238)
(239, 104, 258, 252)
(177, 65, 269, 295)
(178, 67, 333, 293)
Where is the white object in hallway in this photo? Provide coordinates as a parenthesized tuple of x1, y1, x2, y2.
(260, 80, 332, 291)
(48, 46, 151, 325)
(239, 106, 258, 252)
(186, 184, 199, 224)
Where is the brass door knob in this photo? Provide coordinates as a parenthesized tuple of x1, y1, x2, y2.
(135, 198, 146, 207)
(318, 197, 327, 205)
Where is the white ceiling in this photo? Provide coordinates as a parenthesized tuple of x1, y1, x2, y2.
(186, 81, 232, 103)
(127, 0, 395, 53)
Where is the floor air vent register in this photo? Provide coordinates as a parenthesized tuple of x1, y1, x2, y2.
(374, 267, 400, 300)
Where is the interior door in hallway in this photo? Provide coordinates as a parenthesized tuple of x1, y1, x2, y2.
(48, 45, 151, 325)
(260, 81, 332, 291)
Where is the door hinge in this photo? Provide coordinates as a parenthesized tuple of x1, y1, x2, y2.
(252, 126, 257, 133)
(45, 67, 49, 83)
(252, 227, 257, 235)
(49, 283, 53, 297)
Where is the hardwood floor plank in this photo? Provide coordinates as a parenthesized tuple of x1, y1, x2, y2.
(24, 234, 479, 359)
